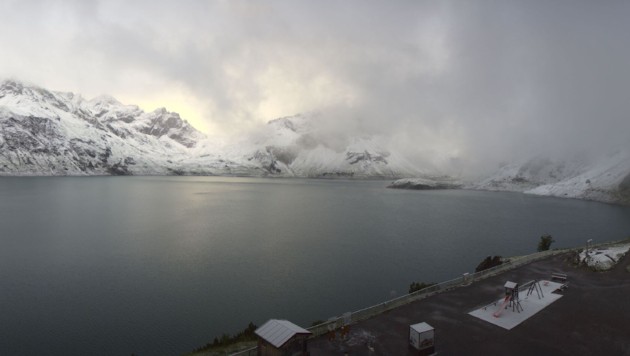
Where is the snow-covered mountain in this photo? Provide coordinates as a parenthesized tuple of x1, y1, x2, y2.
(4, 80, 627, 204)
(0, 80, 207, 175)
(0, 80, 422, 178)
(472, 151, 630, 205)
(189, 113, 423, 178)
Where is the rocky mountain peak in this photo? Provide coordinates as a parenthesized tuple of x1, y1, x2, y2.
(134, 108, 205, 148)
(267, 113, 314, 134)
(0, 79, 24, 95)
(88, 94, 122, 107)
(0, 80, 71, 114)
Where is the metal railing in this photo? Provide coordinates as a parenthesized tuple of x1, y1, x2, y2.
(229, 348, 257, 356)
(231, 238, 629, 355)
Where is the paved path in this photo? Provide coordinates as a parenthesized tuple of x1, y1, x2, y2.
(308, 252, 630, 355)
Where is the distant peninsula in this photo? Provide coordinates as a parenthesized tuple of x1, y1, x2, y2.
(388, 177, 462, 190)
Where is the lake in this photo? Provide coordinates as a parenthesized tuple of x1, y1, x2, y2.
(1, 176, 629, 355)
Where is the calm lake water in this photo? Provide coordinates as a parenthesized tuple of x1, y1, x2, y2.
(1, 176, 629, 355)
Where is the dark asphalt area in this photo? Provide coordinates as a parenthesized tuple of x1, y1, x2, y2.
(308, 251, 630, 356)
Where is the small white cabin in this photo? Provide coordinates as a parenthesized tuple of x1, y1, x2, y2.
(409, 322, 435, 355)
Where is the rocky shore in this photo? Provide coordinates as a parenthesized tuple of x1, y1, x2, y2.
(387, 176, 462, 190)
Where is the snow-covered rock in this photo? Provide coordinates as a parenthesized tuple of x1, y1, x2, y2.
(578, 244, 630, 271)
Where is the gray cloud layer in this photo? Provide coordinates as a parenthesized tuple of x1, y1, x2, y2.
(1, 0, 629, 173)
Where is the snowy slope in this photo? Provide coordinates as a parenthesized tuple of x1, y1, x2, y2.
(525, 150, 630, 204)
(471, 156, 588, 192)
(0, 80, 206, 175)
(473, 151, 630, 204)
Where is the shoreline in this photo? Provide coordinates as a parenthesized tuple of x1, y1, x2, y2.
(2, 174, 628, 207)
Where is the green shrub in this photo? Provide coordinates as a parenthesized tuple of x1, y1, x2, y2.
(192, 322, 257, 353)
(409, 281, 436, 294)
(537, 234, 555, 252)
(475, 256, 503, 272)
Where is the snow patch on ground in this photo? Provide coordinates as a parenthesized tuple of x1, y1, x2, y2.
(578, 244, 630, 271)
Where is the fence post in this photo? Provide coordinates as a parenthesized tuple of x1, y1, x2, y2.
(462, 272, 470, 285)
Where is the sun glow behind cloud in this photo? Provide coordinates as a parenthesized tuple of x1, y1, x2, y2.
(131, 94, 212, 134)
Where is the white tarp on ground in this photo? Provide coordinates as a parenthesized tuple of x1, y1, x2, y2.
(468, 280, 564, 330)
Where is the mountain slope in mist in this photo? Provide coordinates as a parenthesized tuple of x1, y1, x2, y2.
(473, 151, 630, 204)
(190, 113, 424, 178)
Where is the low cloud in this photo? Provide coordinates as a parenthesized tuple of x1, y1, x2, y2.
(1, 0, 629, 175)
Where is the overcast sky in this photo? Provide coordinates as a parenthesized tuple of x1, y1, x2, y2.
(1, 0, 629, 172)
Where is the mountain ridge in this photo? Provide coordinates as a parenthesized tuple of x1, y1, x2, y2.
(3, 80, 629, 205)
(0, 80, 206, 175)
(0, 80, 422, 178)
